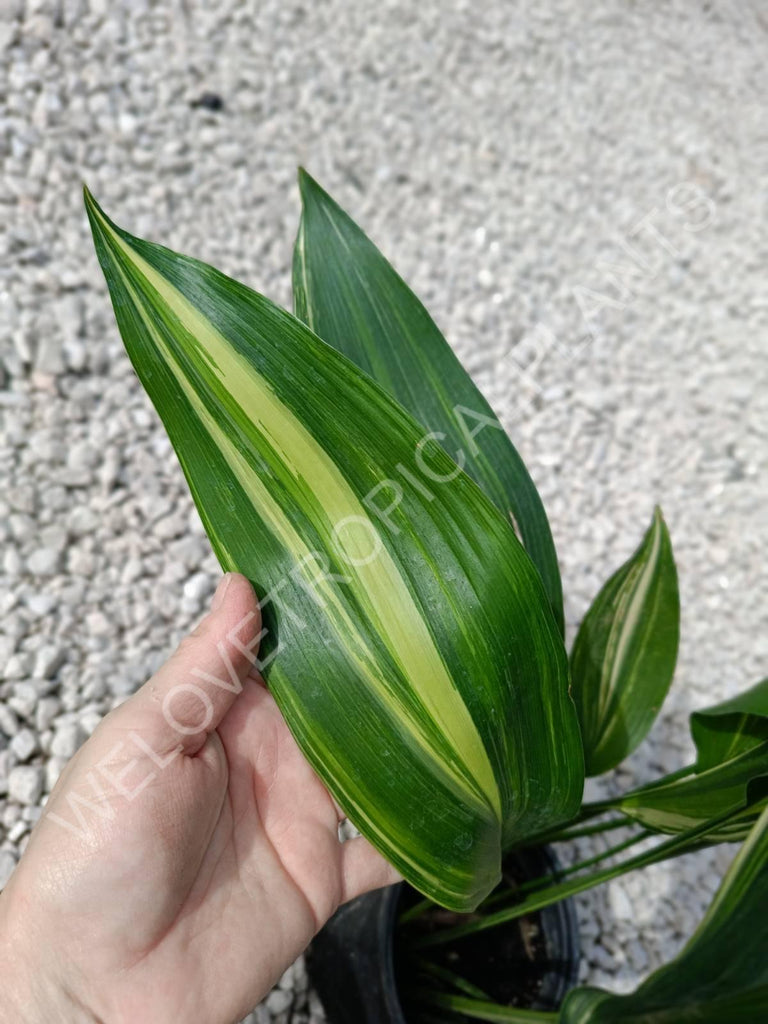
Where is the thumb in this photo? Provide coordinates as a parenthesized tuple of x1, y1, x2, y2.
(341, 836, 403, 904)
(122, 572, 262, 756)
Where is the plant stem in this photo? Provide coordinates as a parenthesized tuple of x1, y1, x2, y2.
(413, 991, 558, 1022)
(542, 816, 634, 842)
(399, 895, 434, 926)
(412, 959, 493, 1000)
(541, 829, 652, 879)
(577, 765, 697, 816)
(400, 824, 649, 925)
(408, 807, 743, 949)
(479, 829, 651, 913)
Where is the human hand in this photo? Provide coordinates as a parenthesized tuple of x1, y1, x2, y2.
(0, 573, 399, 1024)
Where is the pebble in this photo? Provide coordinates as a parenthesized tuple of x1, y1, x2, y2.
(0, 635, 16, 670)
(23, 806, 42, 826)
(27, 547, 64, 575)
(45, 756, 68, 792)
(3, 548, 23, 577)
(626, 938, 649, 973)
(0, 750, 17, 794)
(608, 883, 634, 922)
(50, 722, 84, 759)
(68, 507, 98, 536)
(79, 710, 103, 736)
(68, 441, 100, 472)
(0, 706, 20, 738)
(35, 696, 61, 732)
(4, 653, 31, 680)
(265, 990, 293, 1016)
(8, 820, 28, 844)
(25, 593, 58, 617)
(10, 729, 38, 762)
(84, 611, 112, 637)
(182, 572, 213, 604)
(35, 335, 65, 376)
(33, 643, 66, 679)
(9, 684, 38, 721)
(2, 805, 20, 830)
(7, 765, 45, 806)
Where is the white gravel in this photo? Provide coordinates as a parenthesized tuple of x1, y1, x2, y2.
(1, 0, 766, 1019)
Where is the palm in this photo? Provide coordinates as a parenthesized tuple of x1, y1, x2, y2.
(1, 576, 396, 1024)
(97, 679, 359, 1022)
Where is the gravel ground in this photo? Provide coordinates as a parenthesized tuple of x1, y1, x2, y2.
(1, 0, 766, 1019)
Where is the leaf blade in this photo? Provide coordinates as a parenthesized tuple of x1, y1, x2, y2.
(293, 169, 565, 633)
(616, 680, 768, 840)
(85, 189, 583, 910)
(692, 677, 768, 771)
(617, 744, 768, 839)
(569, 508, 680, 776)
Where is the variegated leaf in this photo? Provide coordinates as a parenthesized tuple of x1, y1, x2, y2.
(570, 508, 679, 776)
(618, 745, 768, 841)
(617, 679, 768, 841)
(85, 189, 583, 911)
(692, 677, 768, 771)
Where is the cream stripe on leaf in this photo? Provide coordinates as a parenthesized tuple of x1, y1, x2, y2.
(85, 188, 583, 911)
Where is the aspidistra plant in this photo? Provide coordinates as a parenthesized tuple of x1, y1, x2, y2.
(87, 174, 767, 1015)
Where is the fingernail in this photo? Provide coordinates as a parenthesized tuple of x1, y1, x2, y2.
(212, 573, 233, 611)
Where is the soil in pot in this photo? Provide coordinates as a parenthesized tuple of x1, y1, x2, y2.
(395, 851, 575, 1021)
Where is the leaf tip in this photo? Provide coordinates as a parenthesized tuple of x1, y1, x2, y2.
(82, 185, 114, 238)
(649, 506, 674, 551)
(83, 185, 108, 248)
(297, 165, 314, 197)
(297, 166, 330, 210)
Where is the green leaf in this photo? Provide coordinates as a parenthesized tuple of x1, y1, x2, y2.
(617, 745, 768, 840)
(292, 169, 564, 634)
(569, 508, 679, 776)
(414, 991, 556, 1022)
(692, 677, 768, 771)
(560, 804, 768, 1023)
(84, 189, 583, 912)
(616, 680, 768, 840)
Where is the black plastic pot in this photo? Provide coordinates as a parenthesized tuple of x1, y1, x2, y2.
(307, 846, 580, 1024)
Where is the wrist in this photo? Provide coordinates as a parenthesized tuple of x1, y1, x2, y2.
(0, 905, 98, 1024)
